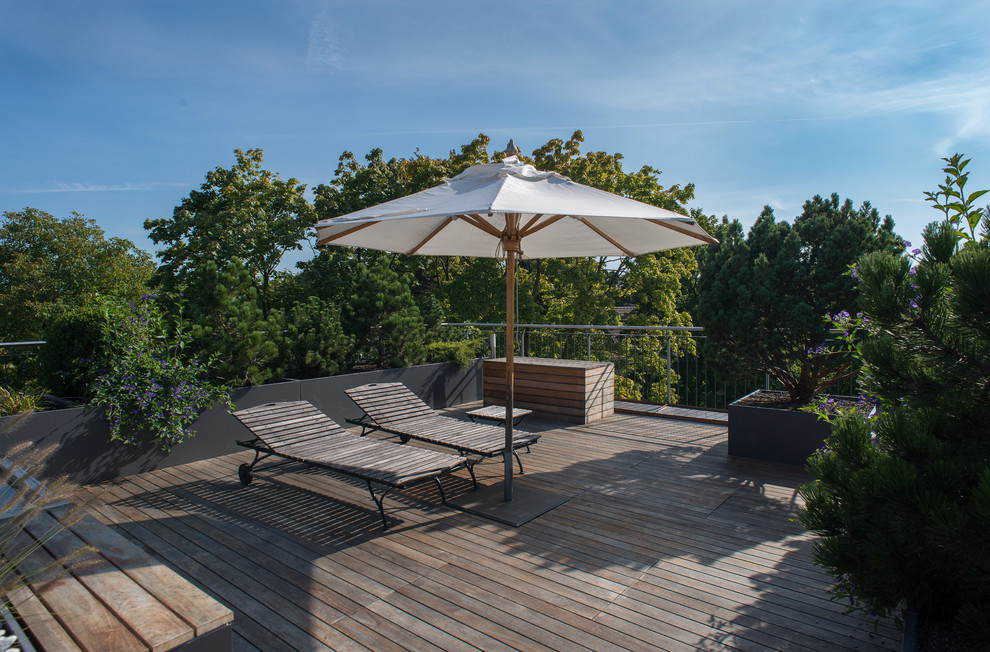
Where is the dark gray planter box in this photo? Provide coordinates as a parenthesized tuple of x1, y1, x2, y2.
(727, 389, 830, 466)
(0, 360, 483, 485)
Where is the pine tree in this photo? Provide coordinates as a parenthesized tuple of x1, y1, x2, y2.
(697, 195, 902, 403)
(346, 261, 426, 369)
(284, 297, 351, 378)
(798, 155, 990, 648)
(183, 259, 281, 386)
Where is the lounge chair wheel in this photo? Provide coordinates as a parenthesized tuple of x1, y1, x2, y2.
(238, 464, 253, 486)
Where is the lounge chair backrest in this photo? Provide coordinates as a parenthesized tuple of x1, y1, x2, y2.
(345, 383, 436, 426)
(233, 401, 348, 449)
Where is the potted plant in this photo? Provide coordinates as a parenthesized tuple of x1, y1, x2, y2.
(696, 194, 903, 465)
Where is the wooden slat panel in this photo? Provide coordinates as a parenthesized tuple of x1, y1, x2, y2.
(10, 530, 147, 652)
(484, 358, 615, 423)
(57, 510, 234, 637)
(25, 512, 193, 652)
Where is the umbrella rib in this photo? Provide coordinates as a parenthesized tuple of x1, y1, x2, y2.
(316, 221, 376, 246)
(578, 217, 635, 257)
(519, 213, 545, 234)
(647, 218, 719, 244)
(460, 214, 503, 238)
(407, 216, 455, 255)
(519, 214, 567, 237)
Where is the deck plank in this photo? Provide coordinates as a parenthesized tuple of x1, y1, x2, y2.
(78, 410, 901, 651)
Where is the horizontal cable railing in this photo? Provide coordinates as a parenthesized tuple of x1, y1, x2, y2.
(443, 323, 858, 410)
(0, 341, 45, 390)
(5, 327, 858, 410)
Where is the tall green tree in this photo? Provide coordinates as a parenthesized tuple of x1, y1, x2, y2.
(697, 195, 902, 404)
(145, 148, 313, 317)
(183, 259, 282, 386)
(799, 156, 990, 648)
(346, 261, 426, 369)
(0, 208, 154, 341)
(283, 297, 351, 379)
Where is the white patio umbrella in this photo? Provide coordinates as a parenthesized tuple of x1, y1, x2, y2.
(316, 155, 716, 504)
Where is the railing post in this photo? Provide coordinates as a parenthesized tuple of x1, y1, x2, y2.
(587, 332, 592, 361)
(666, 334, 672, 405)
(489, 332, 497, 358)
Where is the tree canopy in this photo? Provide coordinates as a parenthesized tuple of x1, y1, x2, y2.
(145, 148, 313, 317)
(0, 208, 154, 341)
(696, 194, 902, 403)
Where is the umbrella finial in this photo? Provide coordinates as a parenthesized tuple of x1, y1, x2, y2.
(503, 139, 520, 158)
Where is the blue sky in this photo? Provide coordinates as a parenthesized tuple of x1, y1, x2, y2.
(3, 1, 989, 267)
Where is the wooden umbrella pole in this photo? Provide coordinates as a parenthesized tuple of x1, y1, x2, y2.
(504, 247, 515, 502)
(502, 215, 520, 502)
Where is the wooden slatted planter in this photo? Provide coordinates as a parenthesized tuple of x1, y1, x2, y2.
(482, 357, 614, 424)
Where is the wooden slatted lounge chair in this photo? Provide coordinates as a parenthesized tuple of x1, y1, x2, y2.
(344, 382, 540, 473)
(232, 401, 475, 529)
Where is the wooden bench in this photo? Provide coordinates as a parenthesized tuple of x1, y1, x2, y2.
(483, 357, 615, 424)
(6, 504, 233, 652)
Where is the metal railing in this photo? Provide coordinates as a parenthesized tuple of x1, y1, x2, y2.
(443, 323, 858, 410)
(0, 341, 45, 389)
(5, 327, 859, 410)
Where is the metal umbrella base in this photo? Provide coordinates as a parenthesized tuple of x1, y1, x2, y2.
(448, 483, 571, 527)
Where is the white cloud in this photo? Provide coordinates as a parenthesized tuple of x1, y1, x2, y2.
(10, 182, 188, 194)
(306, 2, 345, 73)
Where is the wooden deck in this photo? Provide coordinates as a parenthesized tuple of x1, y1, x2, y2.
(75, 410, 901, 651)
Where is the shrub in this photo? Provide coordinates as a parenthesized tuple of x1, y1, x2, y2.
(39, 303, 115, 398)
(88, 295, 232, 451)
(798, 155, 990, 647)
(425, 338, 487, 368)
(0, 386, 44, 417)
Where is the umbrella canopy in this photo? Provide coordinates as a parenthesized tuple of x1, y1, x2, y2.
(316, 156, 716, 504)
(316, 157, 716, 257)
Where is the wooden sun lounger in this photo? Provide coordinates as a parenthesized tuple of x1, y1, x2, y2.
(232, 401, 475, 529)
(344, 382, 541, 473)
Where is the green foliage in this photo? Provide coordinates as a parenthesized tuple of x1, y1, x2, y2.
(184, 259, 282, 387)
(0, 386, 44, 416)
(0, 208, 154, 341)
(924, 153, 990, 242)
(346, 261, 426, 369)
(40, 302, 119, 398)
(146, 148, 313, 318)
(284, 297, 352, 379)
(798, 155, 990, 646)
(425, 338, 488, 368)
(697, 195, 902, 404)
(86, 295, 232, 451)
